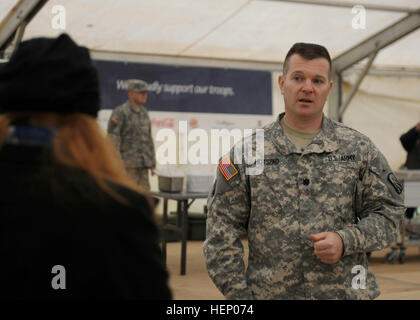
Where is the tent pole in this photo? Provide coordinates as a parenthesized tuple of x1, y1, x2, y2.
(267, 0, 418, 14)
(0, 0, 48, 53)
(328, 71, 342, 122)
(338, 51, 378, 119)
(333, 13, 420, 73)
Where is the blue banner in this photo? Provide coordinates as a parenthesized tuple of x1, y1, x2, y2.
(93, 60, 272, 115)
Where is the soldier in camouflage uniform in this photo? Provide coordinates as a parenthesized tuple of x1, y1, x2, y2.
(107, 79, 156, 189)
(203, 43, 405, 300)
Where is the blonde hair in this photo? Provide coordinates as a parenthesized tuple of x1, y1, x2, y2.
(0, 112, 153, 210)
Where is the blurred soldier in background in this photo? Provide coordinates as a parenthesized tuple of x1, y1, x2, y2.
(400, 122, 420, 219)
(107, 79, 156, 190)
(203, 42, 405, 300)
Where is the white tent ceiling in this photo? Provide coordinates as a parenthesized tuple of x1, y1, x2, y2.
(1, 0, 420, 69)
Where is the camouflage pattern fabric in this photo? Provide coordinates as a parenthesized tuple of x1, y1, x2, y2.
(126, 167, 150, 190)
(107, 101, 156, 169)
(203, 113, 405, 300)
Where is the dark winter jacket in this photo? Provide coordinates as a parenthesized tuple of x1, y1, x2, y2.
(400, 126, 420, 169)
(0, 142, 171, 300)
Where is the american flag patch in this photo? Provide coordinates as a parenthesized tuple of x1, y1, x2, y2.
(111, 116, 119, 124)
(218, 157, 238, 181)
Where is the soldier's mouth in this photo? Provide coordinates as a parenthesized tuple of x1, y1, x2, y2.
(299, 99, 313, 103)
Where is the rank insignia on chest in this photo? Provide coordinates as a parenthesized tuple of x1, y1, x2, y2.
(218, 156, 238, 181)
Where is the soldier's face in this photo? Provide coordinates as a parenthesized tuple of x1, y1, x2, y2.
(129, 91, 148, 106)
(279, 54, 333, 122)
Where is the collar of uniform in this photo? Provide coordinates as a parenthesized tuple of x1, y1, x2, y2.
(268, 113, 339, 155)
(305, 115, 339, 154)
(267, 113, 301, 155)
(126, 101, 142, 114)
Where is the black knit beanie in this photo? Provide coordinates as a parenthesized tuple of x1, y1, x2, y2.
(0, 33, 99, 117)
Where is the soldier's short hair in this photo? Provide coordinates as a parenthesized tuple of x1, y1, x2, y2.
(127, 79, 148, 93)
(282, 43, 332, 79)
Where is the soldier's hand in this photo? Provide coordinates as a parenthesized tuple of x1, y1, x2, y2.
(416, 122, 420, 132)
(310, 232, 343, 264)
(151, 168, 156, 176)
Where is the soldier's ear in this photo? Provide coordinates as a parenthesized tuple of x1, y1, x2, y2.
(278, 75, 285, 95)
(327, 80, 333, 94)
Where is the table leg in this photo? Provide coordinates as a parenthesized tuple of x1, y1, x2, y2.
(176, 201, 182, 227)
(181, 199, 188, 275)
(162, 198, 168, 265)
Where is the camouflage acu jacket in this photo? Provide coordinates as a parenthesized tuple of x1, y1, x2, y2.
(203, 113, 405, 300)
(107, 101, 156, 168)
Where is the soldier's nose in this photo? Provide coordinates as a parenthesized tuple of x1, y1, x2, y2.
(302, 79, 313, 92)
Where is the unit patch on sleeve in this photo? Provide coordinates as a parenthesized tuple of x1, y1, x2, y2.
(111, 115, 119, 124)
(387, 172, 403, 195)
(218, 156, 238, 181)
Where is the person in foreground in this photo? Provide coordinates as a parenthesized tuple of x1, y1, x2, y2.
(203, 42, 405, 300)
(0, 34, 171, 299)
